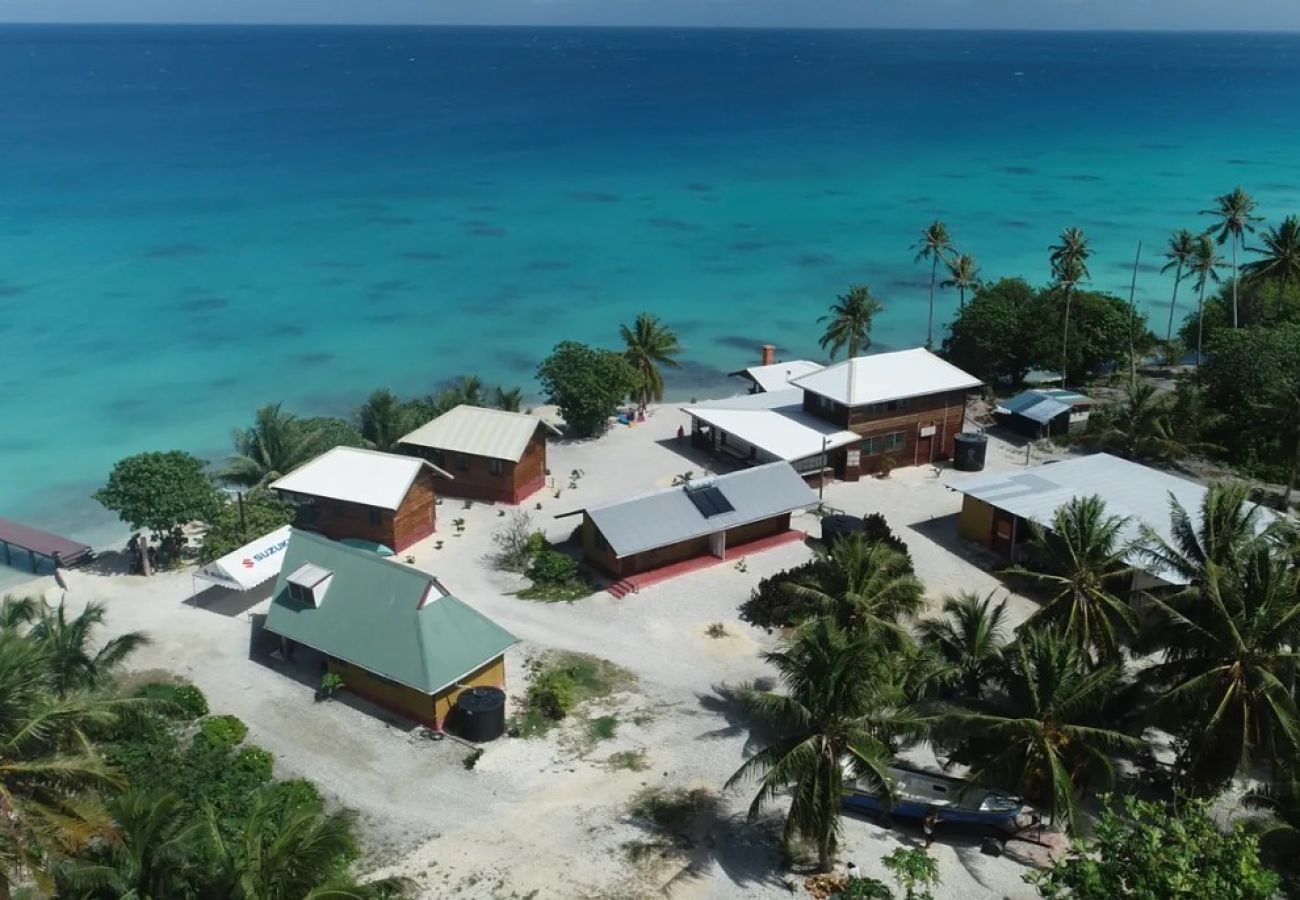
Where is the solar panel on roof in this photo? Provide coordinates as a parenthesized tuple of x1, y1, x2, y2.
(685, 485, 735, 518)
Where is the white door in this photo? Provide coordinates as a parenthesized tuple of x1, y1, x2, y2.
(709, 531, 726, 559)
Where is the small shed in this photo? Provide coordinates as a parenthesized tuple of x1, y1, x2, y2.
(265, 530, 517, 729)
(398, 405, 560, 504)
(561, 462, 816, 580)
(996, 389, 1094, 438)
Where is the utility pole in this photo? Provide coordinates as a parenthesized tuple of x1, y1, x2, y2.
(1127, 241, 1143, 392)
(819, 436, 830, 501)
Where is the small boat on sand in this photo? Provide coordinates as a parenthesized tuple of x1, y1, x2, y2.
(842, 765, 1023, 826)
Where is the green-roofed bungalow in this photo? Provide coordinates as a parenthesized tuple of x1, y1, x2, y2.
(266, 529, 517, 729)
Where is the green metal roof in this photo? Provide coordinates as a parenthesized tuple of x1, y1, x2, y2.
(265, 530, 517, 695)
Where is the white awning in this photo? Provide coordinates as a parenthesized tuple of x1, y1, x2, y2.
(194, 525, 293, 592)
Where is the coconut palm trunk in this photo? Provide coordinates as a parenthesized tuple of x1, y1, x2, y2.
(1196, 279, 1208, 366)
(1060, 285, 1073, 389)
(927, 254, 939, 349)
(1166, 260, 1183, 349)
(1231, 236, 1239, 328)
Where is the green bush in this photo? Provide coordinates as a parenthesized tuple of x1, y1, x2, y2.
(133, 681, 209, 720)
(234, 746, 275, 783)
(739, 557, 831, 630)
(528, 549, 579, 586)
(859, 513, 914, 571)
(318, 671, 345, 701)
(836, 878, 894, 900)
(266, 778, 324, 813)
(199, 714, 248, 748)
(531, 668, 579, 720)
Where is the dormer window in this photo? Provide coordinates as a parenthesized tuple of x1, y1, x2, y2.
(287, 563, 333, 607)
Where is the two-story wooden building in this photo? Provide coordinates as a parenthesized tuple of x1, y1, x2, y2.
(684, 348, 982, 480)
(270, 446, 448, 552)
(397, 405, 560, 504)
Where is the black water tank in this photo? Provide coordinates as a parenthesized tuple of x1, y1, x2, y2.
(454, 686, 506, 743)
(821, 514, 864, 544)
(953, 432, 988, 472)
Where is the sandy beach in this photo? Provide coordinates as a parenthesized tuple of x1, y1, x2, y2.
(8, 402, 1069, 899)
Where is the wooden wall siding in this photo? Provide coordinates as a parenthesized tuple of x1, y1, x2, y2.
(582, 517, 623, 578)
(328, 655, 507, 730)
(391, 469, 437, 551)
(621, 535, 712, 577)
(724, 513, 791, 548)
(285, 469, 436, 553)
(802, 392, 851, 426)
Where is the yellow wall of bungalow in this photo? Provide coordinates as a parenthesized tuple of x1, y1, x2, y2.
(958, 496, 995, 545)
(328, 655, 507, 729)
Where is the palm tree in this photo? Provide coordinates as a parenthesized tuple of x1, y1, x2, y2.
(940, 253, 980, 312)
(204, 788, 411, 900)
(356, 389, 419, 452)
(1048, 228, 1091, 386)
(1083, 382, 1189, 461)
(1244, 779, 1300, 870)
(818, 285, 884, 360)
(222, 404, 323, 488)
(1201, 187, 1262, 328)
(28, 601, 149, 697)
(941, 627, 1142, 832)
(915, 591, 1009, 699)
(726, 619, 923, 872)
(1243, 215, 1300, 306)
(1137, 481, 1271, 592)
(0, 632, 127, 900)
(1186, 233, 1226, 364)
(1013, 495, 1136, 662)
(619, 313, 682, 409)
(1160, 229, 1197, 354)
(912, 221, 954, 348)
(1265, 382, 1300, 511)
(54, 791, 201, 900)
(785, 535, 924, 643)
(493, 386, 524, 412)
(1141, 546, 1300, 794)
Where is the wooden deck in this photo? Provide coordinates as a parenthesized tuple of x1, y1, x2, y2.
(0, 517, 93, 571)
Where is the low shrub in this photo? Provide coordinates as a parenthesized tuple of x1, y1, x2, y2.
(860, 512, 914, 571)
(233, 746, 275, 783)
(133, 681, 209, 720)
(528, 549, 579, 585)
(199, 714, 248, 748)
(588, 715, 618, 742)
(509, 653, 634, 738)
(739, 557, 832, 630)
(317, 671, 345, 701)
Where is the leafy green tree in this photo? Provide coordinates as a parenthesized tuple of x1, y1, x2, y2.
(1014, 496, 1136, 663)
(916, 591, 1009, 700)
(1141, 545, 1300, 794)
(1160, 229, 1197, 351)
(882, 847, 940, 900)
(1048, 227, 1092, 387)
(912, 221, 953, 348)
(536, 341, 639, 438)
(1026, 288, 1142, 385)
(818, 285, 884, 360)
(1199, 323, 1300, 480)
(784, 535, 924, 645)
(95, 451, 221, 542)
(1244, 214, 1300, 305)
(53, 791, 202, 900)
(940, 253, 980, 312)
(1201, 186, 1262, 328)
(940, 628, 1141, 832)
(221, 404, 323, 488)
(199, 491, 296, 565)
(28, 600, 149, 697)
(1028, 795, 1280, 900)
(619, 312, 682, 407)
(356, 389, 423, 452)
(940, 277, 1037, 384)
(726, 619, 922, 873)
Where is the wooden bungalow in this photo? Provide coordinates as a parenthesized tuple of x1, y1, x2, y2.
(685, 348, 982, 481)
(265, 530, 517, 729)
(560, 462, 816, 581)
(398, 405, 560, 504)
(270, 446, 448, 553)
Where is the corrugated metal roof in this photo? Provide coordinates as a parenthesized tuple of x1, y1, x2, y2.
(581, 462, 816, 558)
(270, 447, 437, 511)
(950, 453, 1264, 584)
(1001, 391, 1072, 424)
(683, 389, 859, 461)
(399, 405, 555, 462)
(265, 530, 518, 694)
(790, 348, 982, 407)
(732, 360, 825, 393)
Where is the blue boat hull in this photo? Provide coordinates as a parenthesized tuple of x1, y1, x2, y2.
(841, 791, 1022, 826)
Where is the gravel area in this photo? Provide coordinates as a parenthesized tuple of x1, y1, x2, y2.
(13, 403, 1072, 899)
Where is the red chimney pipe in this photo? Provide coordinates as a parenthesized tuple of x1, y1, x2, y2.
(760, 344, 776, 366)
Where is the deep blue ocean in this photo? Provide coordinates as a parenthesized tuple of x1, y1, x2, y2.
(4, 25, 1300, 561)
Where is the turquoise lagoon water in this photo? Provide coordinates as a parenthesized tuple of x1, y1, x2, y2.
(4, 25, 1300, 563)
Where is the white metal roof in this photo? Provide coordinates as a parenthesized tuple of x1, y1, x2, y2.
(574, 462, 816, 558)
(684, 389, 859, 461)
(949, 453, 1270, 585)
(398, 404, 556, 462)
(791, 348, 982, 407)
(732, 360, 825, 393)
(270, 446, 438, 511)
(193, 524, 292, 592)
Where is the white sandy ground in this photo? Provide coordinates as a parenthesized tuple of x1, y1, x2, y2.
(10, 404, 1076, 900)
